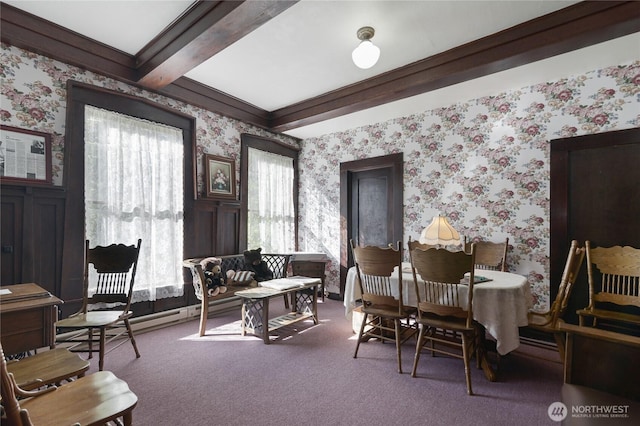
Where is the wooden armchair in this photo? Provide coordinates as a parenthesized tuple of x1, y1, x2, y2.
(1, 344, 138, 426)
(577, 241, 640, 333)
(464, 236, 508, 271)
(56, 239, 142, 371)
(527, 240, 585, 360)
(350, 240, 417, 374)
(408, 241, 479, 395)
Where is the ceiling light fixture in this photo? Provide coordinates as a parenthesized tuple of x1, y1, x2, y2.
(352, 26, 380, 69)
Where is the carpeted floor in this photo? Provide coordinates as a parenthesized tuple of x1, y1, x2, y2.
(86, 298, 564, 425)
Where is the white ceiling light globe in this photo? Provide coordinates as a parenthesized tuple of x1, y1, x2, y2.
(352, 40, 380, 69)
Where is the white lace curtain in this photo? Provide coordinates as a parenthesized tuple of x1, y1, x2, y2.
(247, 147, 295, 253)
(84, 105, 184, 302)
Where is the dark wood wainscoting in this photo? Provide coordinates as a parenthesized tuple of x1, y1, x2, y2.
(0, 182, 242, 318)
(0, 185, 65, 296)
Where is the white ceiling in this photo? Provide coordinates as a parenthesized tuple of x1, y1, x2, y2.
(4, 0, 639, 139)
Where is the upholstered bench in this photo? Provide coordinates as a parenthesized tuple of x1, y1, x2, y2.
(183, 254, 290, 336)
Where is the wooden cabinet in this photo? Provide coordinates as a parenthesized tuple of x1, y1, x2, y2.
(0, 283, 62, 356)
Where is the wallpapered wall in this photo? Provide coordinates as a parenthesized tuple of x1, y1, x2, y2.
(296, 60, 639, 310)
(1, 42, 639, 310)
(0, 44, 298, 193)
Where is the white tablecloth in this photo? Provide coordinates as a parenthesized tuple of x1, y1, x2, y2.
(344, 263, 533, 355)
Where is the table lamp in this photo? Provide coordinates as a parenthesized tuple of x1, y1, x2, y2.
(419, 215, 462, 247)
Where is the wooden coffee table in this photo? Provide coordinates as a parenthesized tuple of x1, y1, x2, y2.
(235, 276, 320, 344)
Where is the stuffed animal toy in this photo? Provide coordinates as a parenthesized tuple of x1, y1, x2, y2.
(200, 257, 228, 297)
(243, 248, 274, 282)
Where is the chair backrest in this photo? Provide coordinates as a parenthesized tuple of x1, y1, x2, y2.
(585, 241, 640, 309)
(409, 240, 476, 326)
(262, 254, 291, 279)
(1, 344, 34, 426)
(83, 239, 141, 313)
(464, 237, 508, 271)
(350, 240, 404, 315)
(550, 240, 586, 325)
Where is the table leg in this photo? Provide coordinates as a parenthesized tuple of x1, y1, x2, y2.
(293, 286, 318, 324)
(241, 298, 268, 343)
(262, 298, 270, 345)
(476, 326, 497, 382)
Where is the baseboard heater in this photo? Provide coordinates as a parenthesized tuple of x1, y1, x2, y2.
(130, 297, 242, 333)
(56, 297, 242, 340)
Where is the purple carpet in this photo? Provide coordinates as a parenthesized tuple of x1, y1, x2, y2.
(86, 299, 564, 425)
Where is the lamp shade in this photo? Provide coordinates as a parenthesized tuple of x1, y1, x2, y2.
(419, 216, 462, 246)
(352, 40, 380, 69)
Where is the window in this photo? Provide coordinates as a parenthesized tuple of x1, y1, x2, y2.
(241, 134, 299, 253)
(84, 105, 184, 302)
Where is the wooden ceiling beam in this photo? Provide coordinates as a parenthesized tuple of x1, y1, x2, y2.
(269, 1, 640, 133)
(136, 0, 298, 90)
(1, 1, 638, 135)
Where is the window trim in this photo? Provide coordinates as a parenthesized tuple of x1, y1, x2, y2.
(61, 80, 196, 307)
(239, 133, 299, 251)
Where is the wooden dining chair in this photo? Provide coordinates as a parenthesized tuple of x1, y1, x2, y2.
(464, 236, 508, 271)
(1, 344, 138, 426)
(577, 241, 640, 332)
(408, 240, 479, 395)
(527, 240, 585, 360)
(350, 240, 417, 374)
(6, 347, 90, 391)
(56, 239, 142, 371)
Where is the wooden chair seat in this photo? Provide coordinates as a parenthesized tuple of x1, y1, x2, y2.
(6, 348, 89, 391)
(57, 310, 132, 328)
(576, 307, 640, 326)
(1, 344, 138, 426)
(20, 372, 137, 425)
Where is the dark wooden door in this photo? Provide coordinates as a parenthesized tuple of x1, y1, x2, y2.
(550, 127, 640, 324)
(340, 153, 403, 298)
(350, 167, 395, 247)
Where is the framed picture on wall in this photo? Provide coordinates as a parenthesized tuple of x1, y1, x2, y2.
(204, 154, 236, 200)
(0, 125, 52, 185)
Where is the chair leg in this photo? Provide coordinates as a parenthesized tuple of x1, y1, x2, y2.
(124, 318, 141, 358)
(411, 324, 426, 377)
(99, 327, 106, 371)
(394, 319, 403, 374)
(283, 294, 290, 310)
(87, 328, 94, 360)
(553, 332, 565, 362)
(354, 312, 368, 359)
(462, 332, 473, 395)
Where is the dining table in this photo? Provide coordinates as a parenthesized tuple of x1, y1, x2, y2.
(344, 263, 533, 381)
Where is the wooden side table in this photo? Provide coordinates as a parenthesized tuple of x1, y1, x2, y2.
(291, 260, 327, 301)
(0, 283, 62, 356)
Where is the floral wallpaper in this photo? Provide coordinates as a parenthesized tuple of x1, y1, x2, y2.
(0, 43, 298, 192)
(1, 42, 639, 311)
(297, 60, 639, 311)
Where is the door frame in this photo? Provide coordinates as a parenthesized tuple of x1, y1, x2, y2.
(550, 127, 640, 323)
(339, 153, 403, 298)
